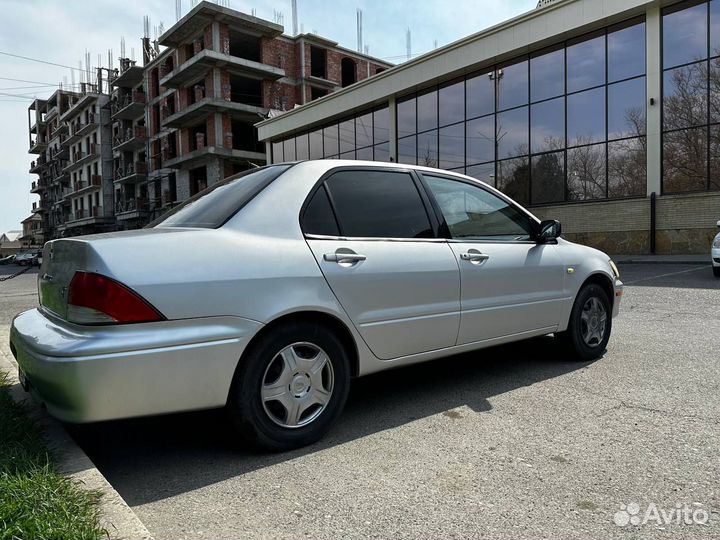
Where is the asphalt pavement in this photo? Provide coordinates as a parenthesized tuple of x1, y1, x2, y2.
(2, 263, 719, 539)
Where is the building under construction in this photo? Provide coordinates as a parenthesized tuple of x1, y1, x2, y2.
(27, 0, 392, 239)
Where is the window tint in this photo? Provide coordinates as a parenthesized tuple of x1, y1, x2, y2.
(152, 165, 292, 228)
(325, 170, 433, 238)
(424, 175, 534, 240)
(302, 185, 340, 236)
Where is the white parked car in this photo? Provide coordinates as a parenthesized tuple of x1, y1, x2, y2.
(713, 220, 720, 277)
(10, 161, 623, 451)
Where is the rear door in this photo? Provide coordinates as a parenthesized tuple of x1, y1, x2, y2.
(420, 173, 566, 345)
(303, 167, 461, 360)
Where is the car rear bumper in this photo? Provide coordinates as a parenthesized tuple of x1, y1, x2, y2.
(9, 308, 262, 423)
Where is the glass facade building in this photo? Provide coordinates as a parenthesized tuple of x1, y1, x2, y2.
(260, 0, 720, 255)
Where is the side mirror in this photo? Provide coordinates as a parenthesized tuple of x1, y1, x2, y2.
(537, 219, 562, 243)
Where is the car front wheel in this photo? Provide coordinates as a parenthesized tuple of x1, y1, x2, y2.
(555, 283, 612, 361)
(227, 321, 351, 452)
(713, 266, 720, 277)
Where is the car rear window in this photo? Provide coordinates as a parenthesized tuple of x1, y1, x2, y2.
(150, 165, 292, 229)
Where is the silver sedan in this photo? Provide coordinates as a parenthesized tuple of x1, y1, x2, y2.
(10, 161, 623, 451)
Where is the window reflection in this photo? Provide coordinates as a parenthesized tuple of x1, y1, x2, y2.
(356, 112, 373, 148)
(373, 142, 390, 162)
(531, 151, 565, 204)
(439, 80, 465, 127)
(568, 144, 606, 200)
(497, 60, 528, 111)
(663, 2, 708, 69)
(439, 123, 465, 169)
(663, 127, 707, 192)
(531, 97, 564, 153)
(466, 115, 495, 165)
(397, 98, 416, 138)
(609, 137, 647, 198)
(567, 34, 605, 93)
(567, 87, 606, 146)
(663, 62, 708, 130)
(417, 130, 438, 167)
(309, 130, 323, 159)
(466, 162, 495, 186)
(356, 146, 373, 160)
(710, 125, 720, 189)
(531, 48, 564, 102)
(323, 124, 339, 157)
(339, 119, 355, 153)
(466, 72, 495, 119)
(373, 107, 390, 143)
(497, 157, 530, 205)
(398, 136, 416, 165)
(608, 21, 646, 82)
(608, 77, 646, 139)
(417, 90, 438, 132)
(497, 107, 529, 159)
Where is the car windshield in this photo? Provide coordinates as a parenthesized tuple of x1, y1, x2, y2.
(150, 165, 293, 229)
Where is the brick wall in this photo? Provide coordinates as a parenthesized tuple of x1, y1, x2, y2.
(221, 114, 232, 149)
(206, 115, 216, 147)
(532, 192, 720, 254)
(261, 37, 298, 79)
(204, 24, 213, 51)
(219, 23, 230, 54)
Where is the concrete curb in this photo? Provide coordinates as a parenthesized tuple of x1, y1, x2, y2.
(613, 256, 710, 265)
(0, 346, 152, 540)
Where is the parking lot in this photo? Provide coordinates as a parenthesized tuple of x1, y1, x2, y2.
(1, 263, 719, 539)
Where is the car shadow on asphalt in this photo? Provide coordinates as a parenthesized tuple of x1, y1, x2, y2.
(67, 335, 593, 507)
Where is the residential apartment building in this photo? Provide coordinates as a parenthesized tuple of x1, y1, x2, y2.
(27, 1, 391, 240)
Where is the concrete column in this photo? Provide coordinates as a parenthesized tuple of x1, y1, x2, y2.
(211, 22, 220, 52)
(388, 95, 397, 162)
(265, 141, 272, 164)
(300, 40, 307, 104)
(645, 4, 662, 196)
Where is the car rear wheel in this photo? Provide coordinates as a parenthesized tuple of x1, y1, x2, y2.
(713, 266, 720, 277)
(227, 322, 351, 452)
(555, 283, 612, 361)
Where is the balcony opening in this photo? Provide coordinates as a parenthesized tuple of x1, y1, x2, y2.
(168, 173, 177, 203)
(151, 68, 160, 98)
(190, 124, 207, 152)
(231, 119, 263, 153)
(310, 87, 328, 101)
(189, 166, 207, 196)
(310, 46, 327, 79)
(376, 67, 386, 74)
(341, 58, 357, 87)
(228, 30, 261, 61)
(167, 133, 177, 160)
(229, 74, 262, 106)
(189, 82, 206, 106)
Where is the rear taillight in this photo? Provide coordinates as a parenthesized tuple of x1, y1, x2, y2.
(67, 271, 165, 325)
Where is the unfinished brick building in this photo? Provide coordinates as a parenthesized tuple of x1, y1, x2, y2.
(144, 1, 392, 202)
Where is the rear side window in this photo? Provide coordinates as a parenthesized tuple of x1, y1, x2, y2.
(302, 185, 340, 236)
(151, 165, 291, 228)
(324, 170, 433, 238)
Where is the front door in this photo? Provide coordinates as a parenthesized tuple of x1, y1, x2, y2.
(422, 174, 566, 345)
(302, 168, 461, 360)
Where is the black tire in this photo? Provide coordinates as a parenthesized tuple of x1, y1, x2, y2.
(713, 266, 720, 277)
(555, 283, 612, 361)
(227, 321, 351, 452)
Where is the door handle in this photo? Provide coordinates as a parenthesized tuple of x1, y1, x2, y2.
(460, 251, 490, 263)
(324, 252, 367, 263)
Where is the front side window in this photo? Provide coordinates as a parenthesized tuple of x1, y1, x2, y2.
(324, 170, 433, 238)
(423, 175, 534, 241)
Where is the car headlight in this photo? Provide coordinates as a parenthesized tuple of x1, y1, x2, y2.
(713, 236, 720, 248)
(609, 259, 620, 279)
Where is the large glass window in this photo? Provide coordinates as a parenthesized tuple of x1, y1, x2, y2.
(531, 48, 565, 102)
(498, 59, 528, 110)
(272, 17, 648, 205)
(662, 0, 720, 193)
(325, 170, 433, 238)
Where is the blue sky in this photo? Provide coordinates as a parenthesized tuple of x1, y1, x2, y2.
(0, 0, 536, 235)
